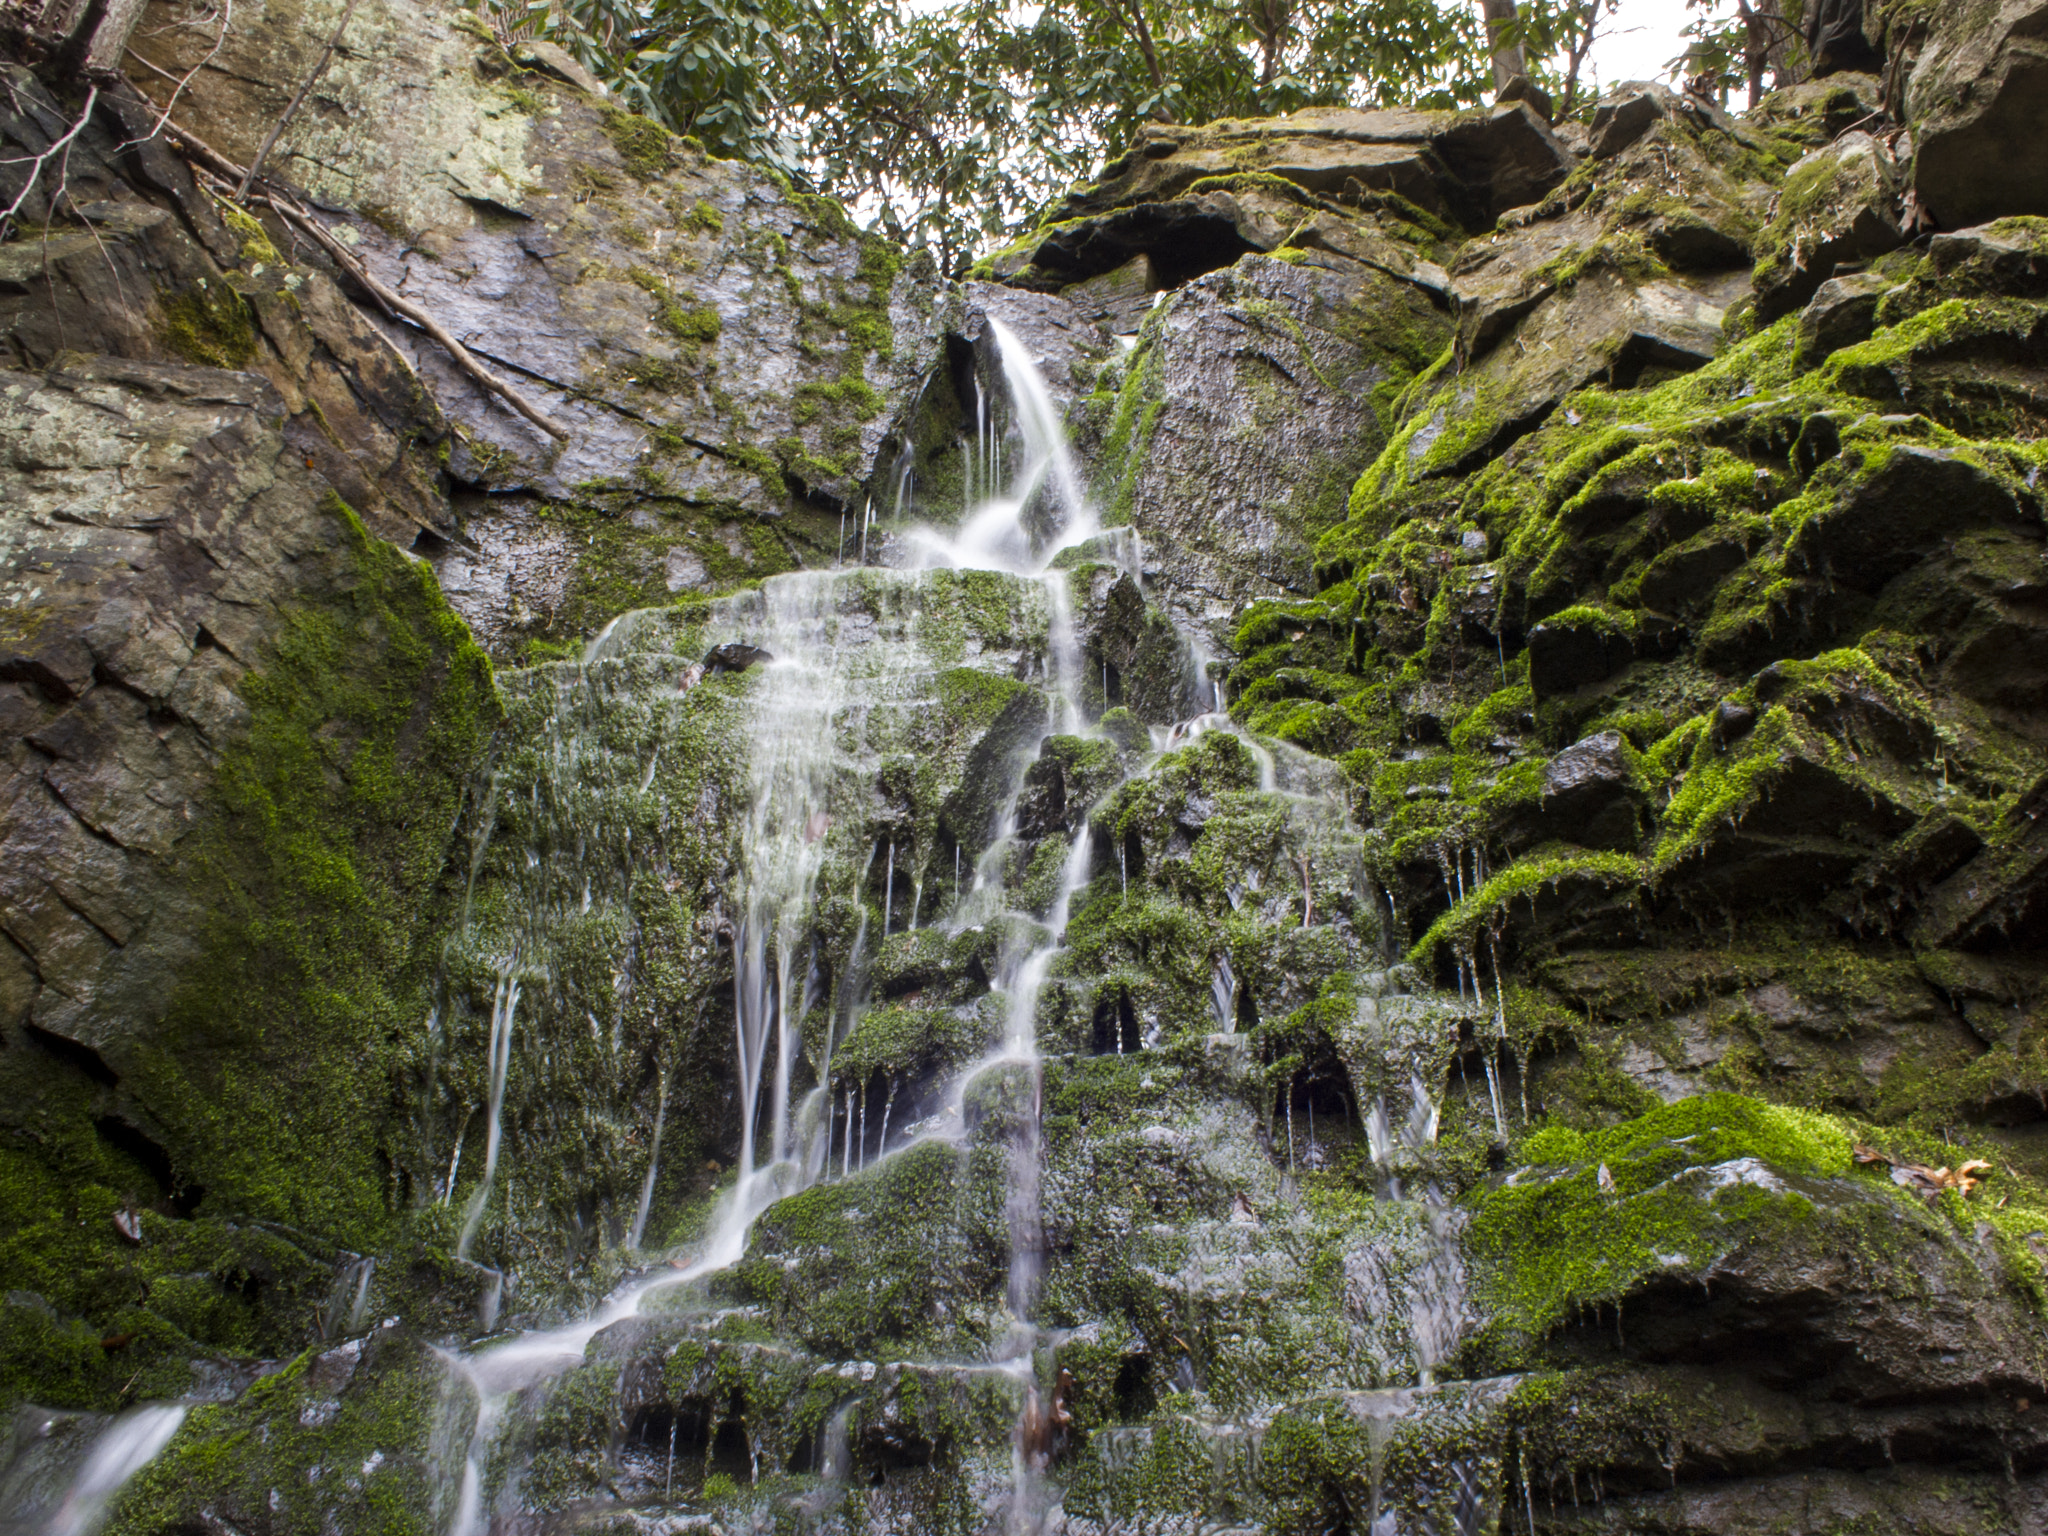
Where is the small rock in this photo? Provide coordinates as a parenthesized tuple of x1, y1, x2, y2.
(1588, 84, 1667, 159)
(511, 40, 611, 100)
(1715, 702, 1758, 744)
(1794, 270, 1892, 365)
(1539, 731, 1644, 850)
(1753, 132, 1904, 323)
(704, 642, 773, 673)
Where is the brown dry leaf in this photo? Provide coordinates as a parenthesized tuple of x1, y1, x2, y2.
(1861, 1145, 1994, 1201)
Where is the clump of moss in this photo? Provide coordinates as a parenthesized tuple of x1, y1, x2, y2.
(1469, 1093, 1858, 1352)
(601, 106, 675, 180)
(156, 281, 257, 369)
(630, 267, 722, 346)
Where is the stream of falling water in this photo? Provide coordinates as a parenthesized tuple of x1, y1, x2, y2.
(438, 316, 1107, 1536)
(425, 308, 1480, 1535)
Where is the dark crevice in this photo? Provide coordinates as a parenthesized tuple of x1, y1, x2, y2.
(93, 1114, 203, 1214)
(25, 1021, 118, 1086)
(0, 656, 77, 703)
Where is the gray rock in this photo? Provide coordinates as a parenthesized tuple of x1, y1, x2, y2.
(0, 350, 483, 1149)
(1542, 731, 1641, 840)
(1748, 71, 1888, 148)
(1052, 101, 1571, 232)
(1795, 269, 1893, 363)
(1753, 131, 1904, 322)
(1898, 0, 2048, 228)
(131, 0, 944, 650)
(1076, 252, 1453, 650)
(1061, 254, 1159, 334)
(1411, 267, 1735, 481)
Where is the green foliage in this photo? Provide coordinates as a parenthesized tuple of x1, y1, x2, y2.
(463, 0, 1564, 266)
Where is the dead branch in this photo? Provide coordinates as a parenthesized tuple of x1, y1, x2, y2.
(236, 0, 359, 201)
(0, 82, 97, 239)
(115, 0, 230, 151)
(255, 189, 571, 441)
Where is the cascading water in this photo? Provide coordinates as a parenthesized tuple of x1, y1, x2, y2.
(411, 312, 1491, 1536)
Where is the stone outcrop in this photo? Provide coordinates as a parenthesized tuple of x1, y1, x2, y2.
(130, 0, 937, 661)
(1884, 0, 2048, 228)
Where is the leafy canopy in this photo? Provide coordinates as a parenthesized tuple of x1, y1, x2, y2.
(471, 0, 1692, 267)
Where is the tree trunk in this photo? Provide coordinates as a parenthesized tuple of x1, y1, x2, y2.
(1737, 0, 1795, 107)
(1478, 0, 1527, 93)
(12, 0, 148, 77)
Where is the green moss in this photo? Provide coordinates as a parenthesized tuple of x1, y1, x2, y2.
(104, 1332, 446, 1535)
(155, 281, 257, 369)
(1410, 852, 1645, 966)
(792, 376, 883, 426)
(682, 198, 724, 235)
(600, 106, 675, 180)
(1470, 1093, 1857, 1350)
(630, 267, 722, 346)
(143, 494, 498, 1245)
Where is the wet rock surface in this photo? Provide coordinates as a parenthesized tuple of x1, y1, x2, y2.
(9, 0, 2048, 1532)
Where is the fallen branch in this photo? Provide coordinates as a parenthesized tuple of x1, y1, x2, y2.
(157, 121, 571, 443)
(236, 0, 359, 201)
(259, 187, 572, 441)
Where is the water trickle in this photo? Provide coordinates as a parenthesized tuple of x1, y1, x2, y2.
(40, 1405, 188, 1536)
(456, 970, 520, 1259)
(1211, 952, 1237, 1034)
(627, 1071, 667, 1249)
(347, 1256, 376, 1334)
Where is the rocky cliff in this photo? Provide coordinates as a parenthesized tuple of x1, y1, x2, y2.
(3, 1, 2048, 1533)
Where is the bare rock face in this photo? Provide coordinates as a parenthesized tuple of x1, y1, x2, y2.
(1076, 253, 1453, 647)
(132, 0, 939, 660)
(1893, 0, 2048, 228)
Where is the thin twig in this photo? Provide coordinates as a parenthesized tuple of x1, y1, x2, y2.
(114, 0, 230, 152)
(0, 83, 98, 238)
(236, 0, 359, 201)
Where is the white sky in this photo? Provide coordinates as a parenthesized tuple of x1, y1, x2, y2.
(1573, 0, 1700, 94)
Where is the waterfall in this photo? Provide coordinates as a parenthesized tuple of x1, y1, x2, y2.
(903, 317, 1098, 577)
(39, 1405, 188, 1536)
(428, 310, 1422, 1535)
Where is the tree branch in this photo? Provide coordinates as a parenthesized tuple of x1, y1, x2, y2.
(0, 83, 98, 239)
(236, 0, 360, 200)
